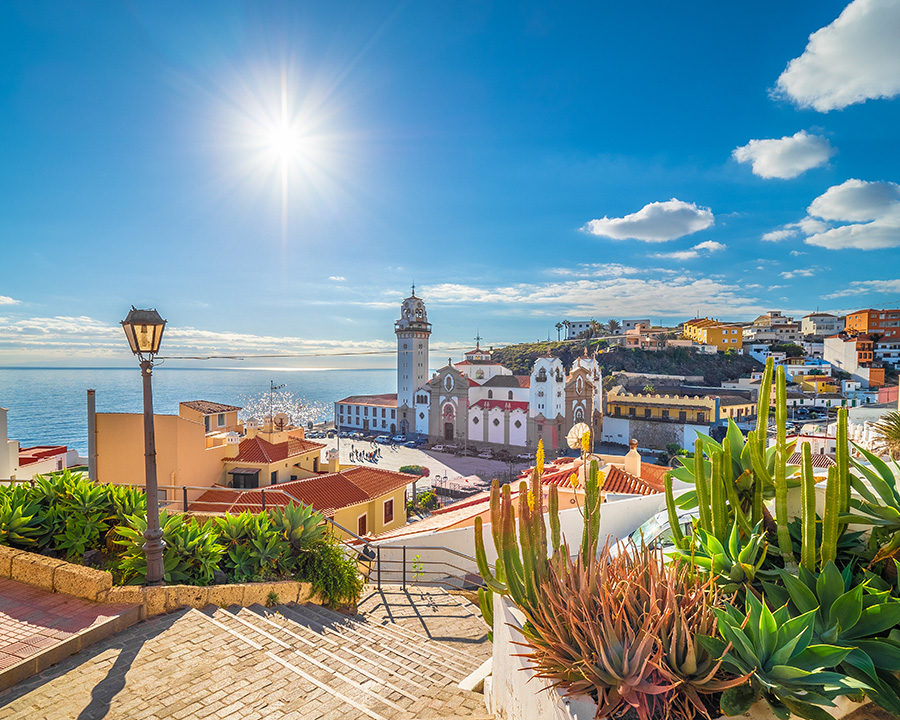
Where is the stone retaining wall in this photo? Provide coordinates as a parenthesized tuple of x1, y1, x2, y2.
(0, 544, 323, 618)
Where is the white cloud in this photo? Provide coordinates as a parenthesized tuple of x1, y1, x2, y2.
(328, 276, 346, 282)
(424, 274, 764, 318)
(763, 179, 900, 250)
(807, 178, 900, 221)
(652, 240, 726, 261)
(789, 250, 807, 256)
(547, 263, 643, 278)
(583, 198, 714, 242)
(824, 279, 900, 298)
(775, 0, 900, 111)
(780, 267, 818, 279)
(806, 179, 900, 250)
(0, 296, 19, 305)
(732, 131, 835, 179)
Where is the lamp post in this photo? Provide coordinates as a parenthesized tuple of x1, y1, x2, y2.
(121, 307, 167, 586)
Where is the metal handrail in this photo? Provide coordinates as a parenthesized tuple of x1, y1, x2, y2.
(1, 476, 490, 593)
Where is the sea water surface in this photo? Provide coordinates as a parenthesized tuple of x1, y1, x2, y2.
(0, 366, 395, 455)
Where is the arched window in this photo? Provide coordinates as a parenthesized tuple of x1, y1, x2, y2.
(488, 390, 493, 399)
(508, 391, 513, 400)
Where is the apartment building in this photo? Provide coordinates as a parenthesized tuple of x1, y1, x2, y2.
(682, 318, 743, 351)
(845, 309, 900, 340)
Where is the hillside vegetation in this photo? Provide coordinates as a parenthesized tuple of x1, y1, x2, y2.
(490, 340, 762, 386)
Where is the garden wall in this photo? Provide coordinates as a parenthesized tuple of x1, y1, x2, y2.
(0, 544, 323, 619)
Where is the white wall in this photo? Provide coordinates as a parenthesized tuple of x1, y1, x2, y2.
(0, 409, 18, 480)
(602, 416, 629, 444)
(369, 493, 666, 584)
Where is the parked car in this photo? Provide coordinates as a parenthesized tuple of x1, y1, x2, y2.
(391, 435, 405, 443)
(477, 451, 493, 459)
(516, 453, 533, 461)
(431, 444, 445, 452)
(375, 436, 390, 444)
(607, 508, 698, 560)
(403, 440, 417, 448)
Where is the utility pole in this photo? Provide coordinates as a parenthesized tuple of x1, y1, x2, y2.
(269, 380, 285, 421)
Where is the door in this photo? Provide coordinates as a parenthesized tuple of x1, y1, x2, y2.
(444, 422, 454, 440)
(357, 514, 367, 536)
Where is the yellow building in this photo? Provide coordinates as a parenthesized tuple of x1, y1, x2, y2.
(189, 466, 412, 539)
(682, 318, 743, 352)
(798, 376, 838, 394)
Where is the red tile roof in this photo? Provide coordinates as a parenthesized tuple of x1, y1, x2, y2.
(521, 457, 666, 497)
(18, 445, 67, 467)
(226, 435, 324, 464)
(190, 466, 415, 516)
(336, 393, 398, 407)
(180, 400, 242, 414)
(515, 375, 531, 388)
(788, 452, 836, 468)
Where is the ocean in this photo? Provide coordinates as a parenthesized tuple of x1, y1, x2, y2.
(0, 366, 396, 455)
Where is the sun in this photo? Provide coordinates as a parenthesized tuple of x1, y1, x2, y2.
(266, 123, 304, 161)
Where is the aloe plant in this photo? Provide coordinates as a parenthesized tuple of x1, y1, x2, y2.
(270, 501, 326, 550)
(672, 519, 768, 594)
(701, 592, 869, 720)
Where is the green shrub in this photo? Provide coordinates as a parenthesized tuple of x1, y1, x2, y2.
(398, 465, 429, 477)
(293, 540, 364, 608)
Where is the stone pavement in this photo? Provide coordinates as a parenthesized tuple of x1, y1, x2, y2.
(0, 585, 493, 719)
(0, 578, 138, 681)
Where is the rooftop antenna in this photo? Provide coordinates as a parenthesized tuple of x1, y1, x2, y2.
(269, 380, 286, 420)
(474, 330, 482, 349)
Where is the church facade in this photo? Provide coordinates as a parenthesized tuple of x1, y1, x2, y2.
(335, 288, 604, 453)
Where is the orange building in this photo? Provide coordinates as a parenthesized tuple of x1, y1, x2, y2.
(845, 309, 900, 340)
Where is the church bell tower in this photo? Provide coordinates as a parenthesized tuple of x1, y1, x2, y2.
(395, 285, 431, 434)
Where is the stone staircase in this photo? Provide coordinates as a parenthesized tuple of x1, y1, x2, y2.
(0, 585, 493, 720)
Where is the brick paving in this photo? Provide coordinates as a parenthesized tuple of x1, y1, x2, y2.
(0, 578, 135, 671)
(0, 586, 493, 719)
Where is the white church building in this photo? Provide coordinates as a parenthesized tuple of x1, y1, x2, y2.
(335, 288, 604, 453)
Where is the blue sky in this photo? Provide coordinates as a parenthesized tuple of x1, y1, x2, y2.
(1, 0, 899, 368)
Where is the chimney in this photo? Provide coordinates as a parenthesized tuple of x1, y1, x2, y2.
(326, 448, 340, 473)
(244, 417, 259, 440)
(225, 431, 241, 458)
(624, 438, 641, 478)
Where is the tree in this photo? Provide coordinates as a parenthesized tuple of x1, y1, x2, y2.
(653, 332, 668, 349)
(770, 343, 804, 358)
(607, 319, 621, 334)
(642, 384, 656, 394)
(873, 411, 900, 459)
(555, 322, 563, 341)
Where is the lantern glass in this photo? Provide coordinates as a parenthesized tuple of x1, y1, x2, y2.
(121, 308, 166, 356)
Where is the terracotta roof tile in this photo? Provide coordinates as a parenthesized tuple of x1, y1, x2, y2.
(227, 436, 324, 464)
(181, 400, 242, 414)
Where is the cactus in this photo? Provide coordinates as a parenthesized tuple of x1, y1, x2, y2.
(773, 364, 794, 566)
(474, 456, 604, 614)
(799, 442, 817, 573)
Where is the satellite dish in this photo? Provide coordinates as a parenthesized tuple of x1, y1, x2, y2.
(273, 412, 290, 429)
(567, 423, 591, 450)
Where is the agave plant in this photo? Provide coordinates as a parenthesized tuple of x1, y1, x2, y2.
(701, 592, 869, 720)
(671, 519, 768, 594)
(759, 561, 900, 716)
(270, 501, 326, 551)
(846, 445, 900, 566)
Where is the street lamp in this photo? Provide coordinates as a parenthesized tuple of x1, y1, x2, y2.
(121, 306, 167, 586)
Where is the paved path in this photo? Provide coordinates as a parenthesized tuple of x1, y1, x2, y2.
(0, 579, 136, 674)
(0, 586, 493, 719)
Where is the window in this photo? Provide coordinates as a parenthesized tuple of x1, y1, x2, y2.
(217, 414, 226, 427)
(204, 416, 211, 433)
(473, 416, 479, 424)
(356, 406, 360, 414)
(488, 390, 493, 399)
(644, 409, 651, 418)
(697, 412, 705, 423)
(629, 407, 636, 416)
(662, 409, 669, 419)
(679, 411, 686, 421)
(508, 391, 513, 400)
(391, 410, 396, 419)
(382, 408, 386, 417)
(357, 514, 367, 536)
(383, 499, 394, 524)
(614, 406, 621, 416)
(514, 420, 522, 428)
(271, 471, 277, 485)
(493, 418, 500, 426)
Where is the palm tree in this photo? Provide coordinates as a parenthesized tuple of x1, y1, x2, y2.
(653, 332, 668, 350)
(873, 411, 900, 459)
(555, 322, 563, 341)
(607, 319, 621, 334)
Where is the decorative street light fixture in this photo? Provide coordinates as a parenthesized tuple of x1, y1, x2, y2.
(121, 307, 167, 586)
